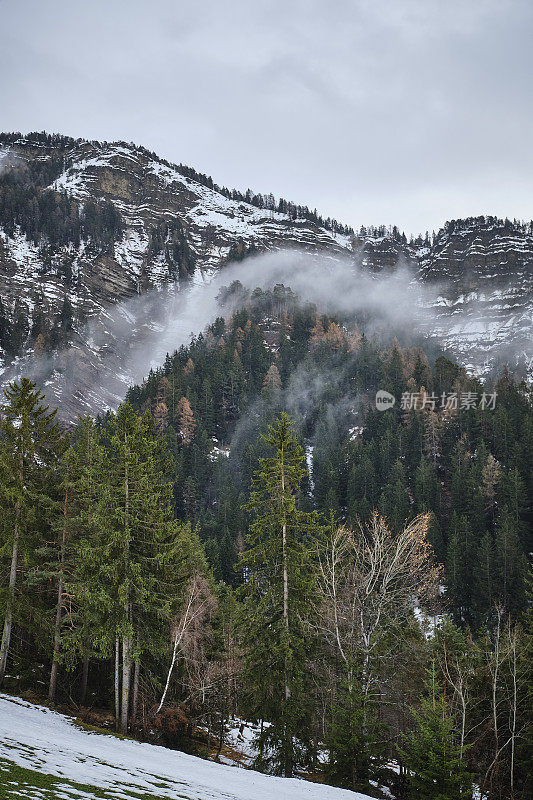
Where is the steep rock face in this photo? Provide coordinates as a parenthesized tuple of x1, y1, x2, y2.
(0, 134, 353, 319)
(418, 218, 533, 375)
(0, 133, 531, 419)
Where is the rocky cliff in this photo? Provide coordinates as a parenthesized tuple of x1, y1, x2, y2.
(0, 132, 531, 418)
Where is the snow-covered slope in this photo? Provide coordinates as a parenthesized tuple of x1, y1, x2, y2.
(0, 694, 371, 800)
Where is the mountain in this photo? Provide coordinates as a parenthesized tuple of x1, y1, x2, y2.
(0, 132, 531, 418)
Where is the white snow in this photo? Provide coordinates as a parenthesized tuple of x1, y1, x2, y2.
(413, 606, 444, 640)
(0, 694, 372, 800)
(209, 438, 231, 461)
(305, 445, 314, 494)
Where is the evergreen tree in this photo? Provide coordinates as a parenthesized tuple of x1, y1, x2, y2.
(43, 416, 101, 703)
(400, 671, 473, 800)
(73, 403, 181, 733)
(0, 297, 11, 354)
(240, 413, 321, 776)
(0, 379, 65, 686)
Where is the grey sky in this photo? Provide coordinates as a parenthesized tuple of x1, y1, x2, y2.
(1, 0, 531, 234)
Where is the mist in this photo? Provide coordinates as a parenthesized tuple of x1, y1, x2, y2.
(86, 249, 438, 409)
(116, 248, 439, 383)
(5, 246, 523, 420)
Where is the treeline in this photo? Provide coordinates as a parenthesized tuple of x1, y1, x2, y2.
(0, 131, 354, 236)
(0, 378, 531, 799)
(3, 133, 533, 245)
(443, 216, 533, 236)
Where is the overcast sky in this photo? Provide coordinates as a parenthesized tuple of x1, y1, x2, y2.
(1, 0, 531, 234)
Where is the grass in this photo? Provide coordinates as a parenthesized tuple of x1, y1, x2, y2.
(0, 758, 192, 800)
(71, 719, 136, 743)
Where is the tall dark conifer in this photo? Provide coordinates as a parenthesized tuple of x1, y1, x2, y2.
(0, 379, 65, 686)
(240, 412, 321, 776)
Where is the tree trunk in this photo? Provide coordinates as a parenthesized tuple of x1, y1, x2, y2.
(120, 633, 131, 735)
(131, 656, 140, 725)
(114, 637, 120, 730)
(280, 457, 292, 778)
(49, 485, 68, 704)
(119, 446, 131, 735)
(80, 654, 89, 705)
(281, 464, 290, 701)
(0, 500, 21, 687)
(215, 710, 225, 761)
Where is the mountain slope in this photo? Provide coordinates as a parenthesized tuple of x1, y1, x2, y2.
(0, 132, 531, 418)
(0, 695, 372, 800)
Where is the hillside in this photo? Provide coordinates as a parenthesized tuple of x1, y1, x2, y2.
(0, 298, 530, 799)
(0, 132, 531, 419)
(0, 695, 372, 800)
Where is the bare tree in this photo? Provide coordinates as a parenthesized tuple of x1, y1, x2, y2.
(156, 572, 215, 714)
(481, 608, 528, 799)
(316, 512, 441, 715)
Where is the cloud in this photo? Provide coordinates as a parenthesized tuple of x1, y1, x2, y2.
(4, 249, 441, 420)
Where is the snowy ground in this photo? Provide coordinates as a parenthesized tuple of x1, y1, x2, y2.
(0, 694, 373, 800)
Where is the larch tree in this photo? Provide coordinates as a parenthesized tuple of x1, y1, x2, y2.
(176, 396, 196, 445)
(153, 400, 169, 432)
(262, 364, 281, 396)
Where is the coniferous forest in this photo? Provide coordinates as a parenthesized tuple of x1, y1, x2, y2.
(0, 282, 532, 800)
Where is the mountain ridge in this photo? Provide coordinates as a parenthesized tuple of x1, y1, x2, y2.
(0, 131, 531, 418)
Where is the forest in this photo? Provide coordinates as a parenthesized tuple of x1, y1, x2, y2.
(0, 282, 531, 800)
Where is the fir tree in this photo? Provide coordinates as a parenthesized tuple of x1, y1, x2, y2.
(43, 416, 101, 703)
(73, 403, 181, 733)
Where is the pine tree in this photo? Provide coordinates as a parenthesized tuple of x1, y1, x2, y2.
(240, 413, 321, 776)
(0, 378, 65, 686)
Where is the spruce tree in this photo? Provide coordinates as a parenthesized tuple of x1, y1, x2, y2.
(44, 416, 100, 703)
(400, 671, 473, 800)
(240, 412, 321, 776)
(0, 378, 65, 686)
(73, 403, 181, 733)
